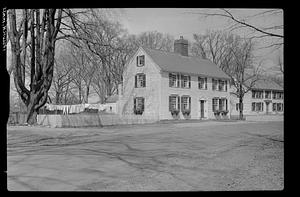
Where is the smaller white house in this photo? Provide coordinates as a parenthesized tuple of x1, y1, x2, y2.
(230, 78, 284, 116)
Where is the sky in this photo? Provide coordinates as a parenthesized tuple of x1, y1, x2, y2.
(116, 8, 283, 73)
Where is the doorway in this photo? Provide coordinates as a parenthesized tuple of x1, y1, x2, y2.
(200, 100, 206, 119)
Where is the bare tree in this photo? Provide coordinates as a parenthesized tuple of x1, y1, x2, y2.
(191, 30, 234, 71)
(50, 52, 74, 104)
(190, 9, 283, 49)
(7, 9, 91, 124)
(135, 31, 174, 52)
(225, 38, 262, 120)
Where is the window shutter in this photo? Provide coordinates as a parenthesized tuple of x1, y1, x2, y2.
(205, 78, 207, 89)
(169, 73, 172, 87)
(169, 96, 172, 111)
(136, 56, 139, 66)
(142, 98, 145, 112)
(225, 99, 228, 111)
(177, 96, 180, 110)
(177, 74, 180, 87)
(181, 75, 184, 88)
(135, 75, 137, 88)
(143, 74, 146, 87)
(188, 76, 191, 88)
(134, 98, 136, 111)
(225, 81, 227, 91)
(181, 96, 184, 111)
(189, 97, 191, 110)
(262, 102, 264, 111)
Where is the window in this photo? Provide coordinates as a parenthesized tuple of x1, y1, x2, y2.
(252, 102, 264, 111)
(219, 99, 225, 111)
(236, 103, 243, 111)
(181, 96, 191, 110)
(265, 91, 271, 99)
(135, 73, 146, 88)
(273, 103, 277, 111)
(252, 103, 256, 111)
(169, 95, 180, 111)
(273, 103, 283, 112)
(136, 55, 145, 67)
(198, 77, 207, 90)
(252, 90, 263, 99)
(133, 97, 144, 115)
(218, 80, 225, 91)
(181, 75, 191, 88)
(272, 91, 276, 99)
(169, 73, 180, 88)
(212, 98, 228, 112)
(212, 79, 218, 91)
(212, 98, 218, 112)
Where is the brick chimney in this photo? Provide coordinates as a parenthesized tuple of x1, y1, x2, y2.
(174, 36, 188, 56)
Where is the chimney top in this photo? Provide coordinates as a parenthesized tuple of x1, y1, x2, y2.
(174, 36, 188, 56)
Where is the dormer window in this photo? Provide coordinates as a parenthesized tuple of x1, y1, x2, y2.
(137, 55, 145, 67)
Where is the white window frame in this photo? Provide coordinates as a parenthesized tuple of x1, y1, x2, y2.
(137, 55, 145, 67)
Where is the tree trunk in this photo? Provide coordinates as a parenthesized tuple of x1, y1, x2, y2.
(26, 107, 38, 125)
(85, 85, 90, 103)
(239, 96, 243, 120)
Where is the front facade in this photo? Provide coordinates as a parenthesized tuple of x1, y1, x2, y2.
(230, 80, 284, 116)
(117, 37, 231, 120)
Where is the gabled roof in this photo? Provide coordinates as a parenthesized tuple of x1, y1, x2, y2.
(251, 78, 283, 91)
(142, 47, 230, 79)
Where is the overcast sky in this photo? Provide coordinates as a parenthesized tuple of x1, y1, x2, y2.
(6, 8, 283, 74)
(117, 8, 283, 73)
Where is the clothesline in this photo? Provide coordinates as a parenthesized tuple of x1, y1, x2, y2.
(44, 103, 107, 114)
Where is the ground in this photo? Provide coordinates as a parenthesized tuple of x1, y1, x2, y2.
(7, 118, 284, 191)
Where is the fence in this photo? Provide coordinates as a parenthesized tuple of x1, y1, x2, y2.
(8, 112, 27, 125)
(37, 113, 159, 128)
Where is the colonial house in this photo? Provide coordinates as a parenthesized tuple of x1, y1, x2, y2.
(230, 78, 284, 116)
(117, 36, 231, 120)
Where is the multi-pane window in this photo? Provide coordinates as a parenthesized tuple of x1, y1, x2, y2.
(272, 91, 284, 99)
(133, 97, 144, 115)
(252, 102, 264, 111)
(212, 98, 219, 112)
(252, 90, 263, 99)
(212, 79, 218, 91)
(136, 55, 145, 67)
(181, 96, 191, 110)
(218, 80, 225, 91)
(212, 98, 228, 112)
(212, 79, 227, 91)
(273, 103, 284, 112)
(169, 95, 180, 111)
(135, 73, 146, 88)
(181, 75, 191, 88)
(198, 77, 207, 90)
(219, 98, 225, 111)
(169, 73, 180, 87)
(265, 91, 271, 99)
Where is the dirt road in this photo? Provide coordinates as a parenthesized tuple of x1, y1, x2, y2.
(7, 120, 283, 191)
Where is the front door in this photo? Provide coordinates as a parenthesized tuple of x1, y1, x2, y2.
(266, 102, 269, 114)
(200, 100, 205, 118)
